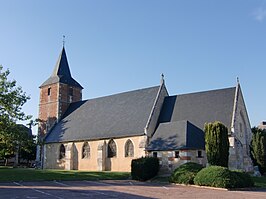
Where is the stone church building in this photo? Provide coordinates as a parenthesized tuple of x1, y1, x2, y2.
(37, 47, 253, 172)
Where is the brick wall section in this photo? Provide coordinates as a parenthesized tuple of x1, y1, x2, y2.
(38, 83, 82, 137)
(58, 83, 82, 119)
(38, 84, 59, 137)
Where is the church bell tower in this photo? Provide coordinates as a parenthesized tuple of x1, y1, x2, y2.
(38, 46, 83, 137)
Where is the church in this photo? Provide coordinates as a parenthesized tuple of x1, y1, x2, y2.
(37, 47, 253, 172)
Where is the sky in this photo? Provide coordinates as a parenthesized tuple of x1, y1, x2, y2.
(0, 0, 265, 134)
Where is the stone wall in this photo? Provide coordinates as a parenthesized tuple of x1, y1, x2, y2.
(148, 150, 207, 173)
(43, 135, 147, 172)
(229, 86, 253, 171)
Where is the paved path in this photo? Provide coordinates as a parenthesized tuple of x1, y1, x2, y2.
(0, 180, 266, 199)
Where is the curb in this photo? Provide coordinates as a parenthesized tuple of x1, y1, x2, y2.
(173, 183, 228, 191)
(173, 183, 261, 191)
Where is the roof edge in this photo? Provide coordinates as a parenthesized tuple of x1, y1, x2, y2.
(144, 82, 168, 135)
(170, 86, 236, 98)
(45, 133, 146, 144)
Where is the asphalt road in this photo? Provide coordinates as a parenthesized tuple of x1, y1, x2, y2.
(0, 180, 266, 199)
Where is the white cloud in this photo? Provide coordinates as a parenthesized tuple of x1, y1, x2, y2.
(253, 7, 266, 22)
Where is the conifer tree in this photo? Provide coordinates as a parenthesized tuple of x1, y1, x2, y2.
(204, 121, 229, 167)
(251, 127, 266, 174)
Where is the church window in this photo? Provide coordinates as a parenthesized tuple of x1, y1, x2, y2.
(48, 87, 51, 96)
(107, 139, 117, 158)
(59, 144, 65, 159)
(125, 139, 134, 157)
(82, 142, 90, 159)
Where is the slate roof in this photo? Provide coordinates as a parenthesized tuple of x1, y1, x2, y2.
(40, 47, 83, 89)
(45, 86, 160, 143)
(147, 120, 205, 151)
(158, 87, 236, 130)
(147, 87, 236, 151)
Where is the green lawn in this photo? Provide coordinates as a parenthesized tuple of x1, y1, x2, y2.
(1, 167, 266, 188)
(0, 167, 130, 182)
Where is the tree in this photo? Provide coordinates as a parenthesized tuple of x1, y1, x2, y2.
(204, 121, 229, 167)
(18, 125, 36, 165)
(0, 124, 36, 166)
(0, 126, 17, 165)
(0, 65, 30, 122)
(250, 127, 266, 174)
(0, 66, 31, 165)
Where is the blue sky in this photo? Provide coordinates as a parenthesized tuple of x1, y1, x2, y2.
(0, 1, 265, 133)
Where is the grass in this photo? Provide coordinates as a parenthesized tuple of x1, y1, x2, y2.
(252, 176, 266, 188)
(1, 166, 266, 188)
(0, 167, 130, 182)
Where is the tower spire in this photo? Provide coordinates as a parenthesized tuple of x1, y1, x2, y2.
(40, 46, 83, 89)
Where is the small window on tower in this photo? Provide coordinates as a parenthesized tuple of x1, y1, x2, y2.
(69, 87, 73, 96)
(48, 87, 51, 96)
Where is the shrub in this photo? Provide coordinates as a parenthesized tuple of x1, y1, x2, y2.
(204, 122, 229, 167)
(170, 162, 203, 184)
(194, 166, 254, 188)
(250, 127, 266, 174)
(232, 170, 254, 188)
(131, 157, 159, 181)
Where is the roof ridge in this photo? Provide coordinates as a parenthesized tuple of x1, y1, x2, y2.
(170, 86, 236, 97)
(82, 85, 160, 102)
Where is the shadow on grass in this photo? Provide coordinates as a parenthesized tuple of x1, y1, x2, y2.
(252, 176, 266, 189)
(0, 167, 130, 182)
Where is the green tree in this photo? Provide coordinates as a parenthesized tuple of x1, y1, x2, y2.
(204, 121, 229, 167)
(0, 124, 36, 166)
(0, 126, 17, 165)
(250, 127, 266, 174)
(0, 66, 30, 165)
(0, 66, 30, 122)
(14, 124, 36, 165)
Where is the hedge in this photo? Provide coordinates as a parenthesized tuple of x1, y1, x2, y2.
(169, 162, 203, 184)
(131, 157, 159, 181)
(194, 166, 254, 188)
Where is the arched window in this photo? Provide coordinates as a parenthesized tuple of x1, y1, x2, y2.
(59, 144, 65, 159)
(82, 142, 90, 159)
(125, 139, 134, 157)
(107, 139, 117, 158)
